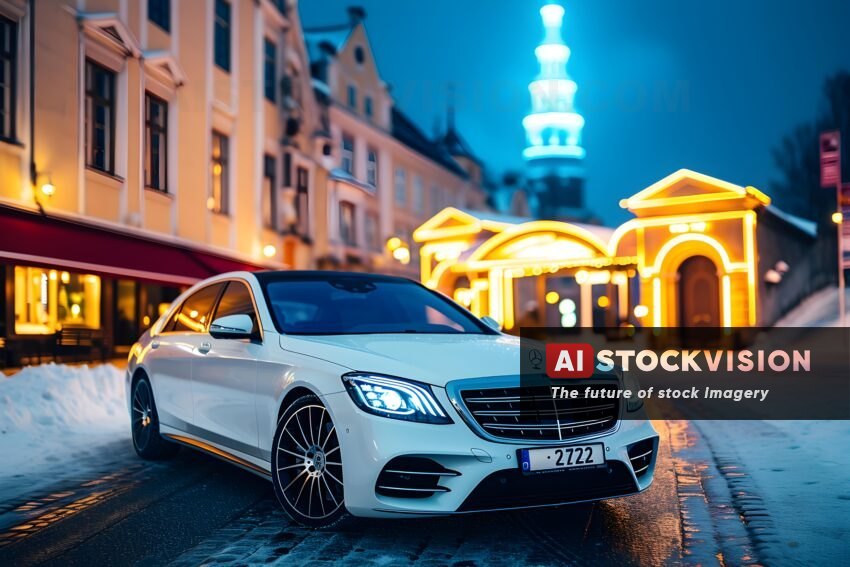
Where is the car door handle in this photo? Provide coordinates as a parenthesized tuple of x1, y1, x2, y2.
(151, 340, 160, 349)
(197, 342, 212, 355)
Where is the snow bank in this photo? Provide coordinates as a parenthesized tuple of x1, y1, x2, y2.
(0, 363, 130, 501)
(0, 363, 127, 433)
(774, 285, 850, 327)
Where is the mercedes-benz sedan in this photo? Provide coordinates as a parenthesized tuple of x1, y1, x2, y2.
(126, 271, 658, 527)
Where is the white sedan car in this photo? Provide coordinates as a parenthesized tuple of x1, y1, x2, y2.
(127, 271, 658, 527)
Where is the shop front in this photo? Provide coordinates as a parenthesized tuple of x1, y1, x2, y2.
(0, 203, 270, 366)
(414, 170, 821, 332)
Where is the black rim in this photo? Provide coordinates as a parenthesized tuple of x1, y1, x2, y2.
(132, 381, 154, 451)
(275, 404, 344, 520)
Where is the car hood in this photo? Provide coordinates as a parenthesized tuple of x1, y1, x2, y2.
(280, 333, 524, 387)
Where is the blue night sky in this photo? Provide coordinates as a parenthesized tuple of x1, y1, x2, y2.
(300, 0, 850, 224)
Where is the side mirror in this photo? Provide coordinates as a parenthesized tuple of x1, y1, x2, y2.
(209, 314, 254, 340)
(480, 316, 502, 332)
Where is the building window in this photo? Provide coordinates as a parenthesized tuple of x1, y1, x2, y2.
(144, 93, 168, 191)
(0, 15, 17, 142)
(85, 60, 116, 174)
(394, 167, 407, 206)
(364, 212, 379, 251)
(339, 201, 356, 246)
(264, 37, 277, 102)
(210, 131, 229, 214)
(366, 147, 378, 187)
(14, 267, 101, 334)
(295, 166, 309, 236)
(148, 0, 170, 32)
(413, 175, 424, 211)
(341, 133, 354, 174)
(364, 96, 373, 120)
(347, 84, 356, 110)
(283, 152, 292, 187)
(354, 45, 365, 65)
(214, 0, 231, 72)
(262, 154, 276, 229)
(431, 184, 441, 213)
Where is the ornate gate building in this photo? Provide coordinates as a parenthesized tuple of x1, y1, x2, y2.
(414, 170, 824, 331)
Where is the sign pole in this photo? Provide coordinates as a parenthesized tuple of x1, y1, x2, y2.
(821, 131, 843, 326)
(838, 180, 845, 327)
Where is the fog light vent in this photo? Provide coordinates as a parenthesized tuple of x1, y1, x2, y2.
(627, 438, 655, 478)
(375, 456, 460, 499)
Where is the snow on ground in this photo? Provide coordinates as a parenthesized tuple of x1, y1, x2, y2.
(695, 420, 850, 564)
(774, 285, 850, 327)
(0, 363, 129, 502)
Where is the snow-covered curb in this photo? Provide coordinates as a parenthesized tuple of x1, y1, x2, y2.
(0, 363, 129, 501)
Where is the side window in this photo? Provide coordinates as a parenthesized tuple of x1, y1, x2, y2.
(212, 281, 259, 334)
(167, 283, 225, 333)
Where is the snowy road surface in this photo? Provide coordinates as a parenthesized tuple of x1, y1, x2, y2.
(0, 422, 683, 566)
(1, 363, 848, 565)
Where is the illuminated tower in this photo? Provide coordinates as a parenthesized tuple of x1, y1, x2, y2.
(522, 3, 589, 220)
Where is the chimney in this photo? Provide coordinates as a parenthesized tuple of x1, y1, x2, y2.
(347, 6, 366, 25)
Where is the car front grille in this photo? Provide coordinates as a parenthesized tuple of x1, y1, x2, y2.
(460, 384, 620, 442)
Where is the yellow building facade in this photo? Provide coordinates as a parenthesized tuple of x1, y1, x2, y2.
(415, 170, 783, 330)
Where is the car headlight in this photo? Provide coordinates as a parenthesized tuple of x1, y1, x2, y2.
(342, 373, 453, 424)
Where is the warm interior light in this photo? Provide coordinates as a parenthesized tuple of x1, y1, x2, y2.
(545, 291, 560, 304)
(41, 181, 55, 197)
(597, 296, 610, 308)
(634, 305, 649, 318)
(263, 244, 277, 258)
(60, 271, 70, 284)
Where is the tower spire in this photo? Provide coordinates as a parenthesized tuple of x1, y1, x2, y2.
(522, 2, 584, 161)
(519, 2, 590, 221)
(446, 83, 456, 131)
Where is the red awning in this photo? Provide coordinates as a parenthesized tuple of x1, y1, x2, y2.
(0, 204, 271, 285)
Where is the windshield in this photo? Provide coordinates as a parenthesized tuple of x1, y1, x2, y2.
(260, 275, 492, 335)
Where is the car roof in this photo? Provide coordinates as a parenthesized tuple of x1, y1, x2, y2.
(252, 270, 416, 284)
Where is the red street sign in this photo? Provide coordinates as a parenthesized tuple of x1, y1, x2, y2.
(820, 131, 841, 188)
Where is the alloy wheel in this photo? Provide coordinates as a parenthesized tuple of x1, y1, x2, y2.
(131, 379, 155, 452)
(274, 403, 344, 523)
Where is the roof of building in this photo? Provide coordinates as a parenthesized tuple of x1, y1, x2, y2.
(391, 108, 469, 178)
(765, 205, 818, 237)
(303, 25, 351, 63)
(439, 126, 480, 164)
(302, 12, 473, 181)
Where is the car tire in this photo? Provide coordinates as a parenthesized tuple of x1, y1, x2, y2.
(272, 394, 347, 528)
(131, 375, 179, 460)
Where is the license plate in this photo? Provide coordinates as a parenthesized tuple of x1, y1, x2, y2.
(519, 443, 605, 472)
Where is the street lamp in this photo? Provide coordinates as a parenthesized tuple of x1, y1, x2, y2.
(386, 237, 411, 265)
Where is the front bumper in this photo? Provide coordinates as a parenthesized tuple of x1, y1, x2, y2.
(324, 386, 659, 518)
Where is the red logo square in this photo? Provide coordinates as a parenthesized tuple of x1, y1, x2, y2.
(546, 343, 595, 378)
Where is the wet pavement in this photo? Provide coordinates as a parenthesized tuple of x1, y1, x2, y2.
(0, 421, 763, 566)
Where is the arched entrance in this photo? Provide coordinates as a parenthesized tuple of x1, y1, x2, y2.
(677, 255, 720, 327)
